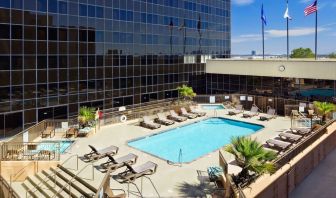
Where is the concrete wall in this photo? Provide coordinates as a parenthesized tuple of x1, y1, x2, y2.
(207, 59, 336, 80)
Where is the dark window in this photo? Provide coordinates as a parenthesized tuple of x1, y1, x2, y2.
(48, 0, 58, 13)
(11, 0, 23, 9)
(0, 24, 10, 39)
(11, 25, 22, 39)
(37, 0, 47, 12)
(58, 1, 67, 14)
(0, 56, 10, 70)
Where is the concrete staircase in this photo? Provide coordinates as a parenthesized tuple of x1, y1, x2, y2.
(21, 163, 98, 198)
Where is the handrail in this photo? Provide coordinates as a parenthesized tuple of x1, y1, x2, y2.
(10, 161, 36, 185)
(0, 173, 21, 198)
(25, 154, 79, 197)
(51, 162, 94, 198)
(141, 176, 161, 198)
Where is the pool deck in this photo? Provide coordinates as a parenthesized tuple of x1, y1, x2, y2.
(37, 106, 292, 197)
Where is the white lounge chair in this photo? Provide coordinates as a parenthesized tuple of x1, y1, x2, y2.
(155, 113, 175, 125)
(259, 108, 276, 121)
(243, 106, 259, 118)
(266, 139, 291, 151)
(279, 130, 302, 142)
(180, 108, 197, 119)
(168, 110, 187, 122)
(99, 153, 138, 172)
(189, 106, 206, 117)
(83, 145, 119, 162)
(140, 116, 161, 129)
(228, 105, 243, 115)
(118, 161, 158, 182)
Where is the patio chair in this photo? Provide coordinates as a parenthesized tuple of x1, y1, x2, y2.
(266, 139, 291, 151)
(140, 116, 161, 129)
(243, 105, 259, 118)
(41, 126, 55, 138)
(223, 101, 234, 109)
(259, 108, 276, 121)
(180, 108, 197, 119)
(118, 161, 158, 182)
(228, 105, 243, 116)
(83, 145, 119, 162)
(279, 130, 302, 142)
(99, 153, 138, 172)
(77, 127, 92, 137)
(65, 127, 79, 138)
(290, 127, 312, 136)
(189, 106, 206, 117)
(154, 113, 175, 126)
(167, 110, 187, 122)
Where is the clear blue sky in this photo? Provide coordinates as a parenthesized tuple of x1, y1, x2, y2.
(231, 0, 336, 55)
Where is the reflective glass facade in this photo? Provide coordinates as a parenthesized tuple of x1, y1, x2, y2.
(0, 0, 231, 137)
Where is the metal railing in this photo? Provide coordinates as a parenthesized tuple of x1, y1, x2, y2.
(0, 142, 61, 161)
(274, 119, 335, 169)
(25, 154, 79, 197)
(51, 163, 94, 198)
(0, 174, 20, 198)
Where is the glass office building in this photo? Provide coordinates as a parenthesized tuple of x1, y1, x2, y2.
(0, 0, 231, 137)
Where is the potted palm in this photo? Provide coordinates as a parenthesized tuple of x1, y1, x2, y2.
(224, 136, 277, 186)
(78, 106, 96, 128)
(176, 85, 196, 105)
(313, 101, 335, 123)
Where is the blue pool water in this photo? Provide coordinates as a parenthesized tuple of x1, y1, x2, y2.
(37, 141, 74, 153)
(128, 118, 263, 163)
(293, 88, 334, 97)
(201, 105, 225, 110)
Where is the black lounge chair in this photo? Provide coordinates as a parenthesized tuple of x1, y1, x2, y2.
(99, 153, 138, 172)
(83, 145, 119, 162)
(118, 161, 158, 182)
(259, 108, 276, 121)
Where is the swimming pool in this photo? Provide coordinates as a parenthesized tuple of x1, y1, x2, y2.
(128, 118, 263, 163)
(37, 140, 74, 154)
(201, 104, 225, 110)
(292, 88, 334, 97)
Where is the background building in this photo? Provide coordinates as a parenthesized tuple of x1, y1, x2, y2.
(0, 0, 231, 138)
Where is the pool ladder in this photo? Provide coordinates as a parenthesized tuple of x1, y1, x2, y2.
(178, 148, 183, 167)
(214, 109, 218, 117)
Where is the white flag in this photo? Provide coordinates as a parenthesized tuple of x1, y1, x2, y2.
(284, 4, 292, 20)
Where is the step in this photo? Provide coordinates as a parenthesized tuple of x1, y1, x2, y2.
(22, 177, 47, 198)
(42, 169, 83, 198)
(35, 171, 71, 198)
(50, 167, 95, 198)
(58, 164, 98, 193)
(27, 175, 53, 198)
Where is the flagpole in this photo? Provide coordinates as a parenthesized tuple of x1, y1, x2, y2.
(262, 19, 265, 60)
(315, 9, 318, 60)
(286, 0, 289, 60)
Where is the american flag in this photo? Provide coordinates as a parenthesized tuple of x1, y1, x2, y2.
(304, 0, 317, 16)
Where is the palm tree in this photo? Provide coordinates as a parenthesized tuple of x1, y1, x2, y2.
(78, 106, 96, 128)
(313, 101, 335, 122)
(177, 85, 196, 101)
(224, 136, 277, 181)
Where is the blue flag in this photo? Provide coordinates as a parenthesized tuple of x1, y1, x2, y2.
(261, 4, 267, 26)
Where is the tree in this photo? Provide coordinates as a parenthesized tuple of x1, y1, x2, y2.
(224, 136, 277, 183)
(177, 85, 196, 100)
(290, 48, 315, 58)
(78, 106, 96, 128)
(329, 53, 336, 59)
(313, 101, 335, 122)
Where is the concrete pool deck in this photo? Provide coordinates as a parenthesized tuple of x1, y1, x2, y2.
(43, 107, 292, 197)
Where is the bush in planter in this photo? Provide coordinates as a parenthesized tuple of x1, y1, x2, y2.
(224, 136, 277, 186)
(78, 106, 96, 128)
(313, 101, 335, 123)
(177, 85, 196, 103)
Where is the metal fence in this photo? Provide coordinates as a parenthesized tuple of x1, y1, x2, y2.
(0, 141, 61, 161)
(194, 94, 316, 116)
(274, 119, 335, 169)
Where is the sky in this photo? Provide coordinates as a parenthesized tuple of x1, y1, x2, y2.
(231, 0, 336, 55)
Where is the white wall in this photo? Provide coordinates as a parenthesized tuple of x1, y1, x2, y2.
(206, 59, 336, 80)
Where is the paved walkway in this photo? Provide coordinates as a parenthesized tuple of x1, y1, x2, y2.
(290, 148, 336, 198)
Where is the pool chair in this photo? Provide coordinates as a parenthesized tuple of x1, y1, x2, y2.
(189, 106, 206, 117)
(41, 126, 55, 138)
(99, 153, 138, 172)
(279, 130, 302, 142)
(228, 105, 243, 116)
(168, 110, 188, 122)
(155, 113, 175, 126)
(223, 101, 234, 109)
(65, 127, 79, 138)
(140, 116, 161, 129)
(290, 127, 312, 136)
(83, 145, 119, 162)
(180, 108, 197, 119)
(259, 108, 276, 121)
(243, 105, 259, 118)
(118, 161, 158, 183)
(266, 139, 291, 151)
